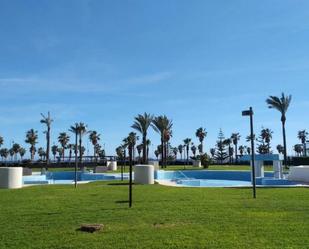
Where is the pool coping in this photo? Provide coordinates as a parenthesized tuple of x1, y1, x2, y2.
(156, 180, 309, 188)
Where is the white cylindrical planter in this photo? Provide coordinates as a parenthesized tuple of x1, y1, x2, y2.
(134, 165, 154, 184)
(288, 166, 309, 183)
(107, 161, 117, 171)
(273, 160, 283, 179)
(0, 167, 23, 189)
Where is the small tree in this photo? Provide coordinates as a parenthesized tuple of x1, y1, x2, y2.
(215, 129, 228, 164)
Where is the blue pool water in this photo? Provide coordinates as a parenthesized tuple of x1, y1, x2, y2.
(23, 170, 304, 187)
(23, 171, 129, 185)
(156, 170, 302, 187)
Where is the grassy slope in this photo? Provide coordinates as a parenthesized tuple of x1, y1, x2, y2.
(0, 182, 309, 249)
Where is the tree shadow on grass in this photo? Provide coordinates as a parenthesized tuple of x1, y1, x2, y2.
(108, 183, 135, 186)
(115, 200, 129, 204)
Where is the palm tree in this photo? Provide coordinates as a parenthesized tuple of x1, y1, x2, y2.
(67, 144, 75, 161)
(223, 138, 233, 164)
(19, 147, 26, 160)
(173, 147, 178, 159)
(9, 148, 14, 161)
(69, 123, 80, 183)
(246, 147, 251, 155)
(38, 147, 45, 160)
(0, 148, 9, 162)
(260, 128, 273, 153)
(154, 149, 160, 160)
(122, 138, 129, 170)
(75, 122, 87, 163)
(178, 145, 183, 160)
(58, 132, 70, 161)
(191, 144, 197, 158)
(297, 130, 308, 157)
(152, 115, 173, 168)
(94, 144, 101, 159)
(195, 127, 207, 154)
(25, 129, 38, 162)
(238, 145, 245, 157)
(136, 144, 143, 162)
(266, 93, 292, 168)
(40, 112, 53, 165)
(51, 145, 58, 161)
(183, 138, 192, 166)
(294, 144, 303, 157)
(132, 113, 153, 164)
(116, 146, 124, 159)
(124, 132, 138, 162)
(56, 147, 63, 159)
(89, 131, 101, 159)
(231, 133, 241, 163)
(276, 144, 284, 154)
(12, 143, 21, 161)
(0, 136, 3, 148)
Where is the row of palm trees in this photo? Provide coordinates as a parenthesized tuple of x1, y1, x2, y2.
(0, 115, 104, 166)
(0, 93, 295, 169)
(115, 93, 292, 168)
(116, 114, 209, 168)
(0, 142, 26, 162)
(115, 114, 173, 168)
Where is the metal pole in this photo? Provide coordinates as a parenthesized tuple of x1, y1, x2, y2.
(249, 107, 256, 199)
(74, 129, 78, 189)
(129, 147, 133, 208)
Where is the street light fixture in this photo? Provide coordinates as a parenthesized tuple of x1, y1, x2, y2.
(242, 107, 256, 199)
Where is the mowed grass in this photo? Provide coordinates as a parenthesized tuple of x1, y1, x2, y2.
(0, 182, 309, 249)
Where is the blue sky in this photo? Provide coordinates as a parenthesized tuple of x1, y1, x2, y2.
(1, 0, 309, 157)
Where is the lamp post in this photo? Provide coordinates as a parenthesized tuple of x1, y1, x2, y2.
(74, 125, 78, 189)
(242, 107, 256, 199)
(129, 146, 133, 208)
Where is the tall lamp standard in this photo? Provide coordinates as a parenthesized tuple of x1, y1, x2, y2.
(242, 107, 256, 199)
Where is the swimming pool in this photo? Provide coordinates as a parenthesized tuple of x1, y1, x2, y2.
(155, 170, 304, 187)
(23, 171, 129, 185)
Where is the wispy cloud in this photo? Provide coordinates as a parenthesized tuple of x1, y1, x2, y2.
(0, 71, 173, 95)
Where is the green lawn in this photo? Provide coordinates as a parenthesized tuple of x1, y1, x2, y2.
(1, 182, 309, 249)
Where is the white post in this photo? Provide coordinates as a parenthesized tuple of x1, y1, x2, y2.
(251, 161, 264, 178)
(273, 160, 283, 179)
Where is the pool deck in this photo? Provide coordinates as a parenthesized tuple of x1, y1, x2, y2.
(156, 179, 309, 188)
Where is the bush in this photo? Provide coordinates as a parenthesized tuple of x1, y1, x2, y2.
(196, 153, 211, 168)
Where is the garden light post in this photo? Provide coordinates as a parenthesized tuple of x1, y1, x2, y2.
(242, 107, 256, 199)
(74, 125, 78, 189)
(129, 146, 133, 208)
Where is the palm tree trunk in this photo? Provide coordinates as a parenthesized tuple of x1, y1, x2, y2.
(62, 147, 65, 161)
(93, 145, 96, 162)
(46, 126, 50, 168)
(164, 142, 167, 168)
(142, 135, 147, 164)
(160, 138, 164, 169)
(282, 121, 288, 169)
(147, 145, 149, 162)
(79, 135, 82, 163)
(187, 146, 189, 166)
